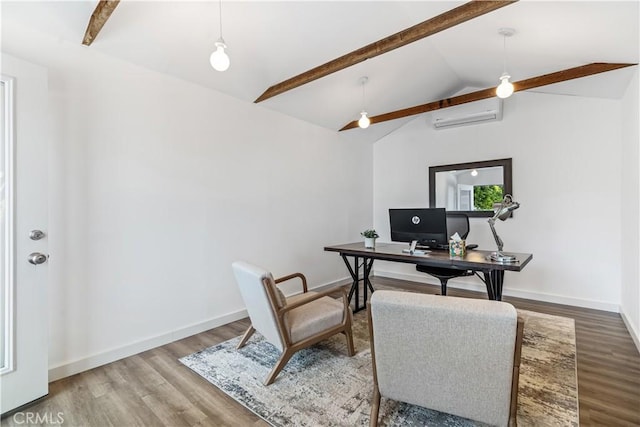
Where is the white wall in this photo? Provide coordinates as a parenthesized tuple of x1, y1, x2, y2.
(620, 69, 640, 348)
(374, 91, 625, 311)
(2, 31, 372, 379)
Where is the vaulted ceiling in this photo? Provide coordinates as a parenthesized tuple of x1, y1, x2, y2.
(2, 1, 638, 144)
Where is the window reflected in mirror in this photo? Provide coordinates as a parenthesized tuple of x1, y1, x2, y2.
(429, 158, 512, 218)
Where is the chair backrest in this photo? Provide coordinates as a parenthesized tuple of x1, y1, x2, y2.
(369, 290, 518, 427)
(231, 261, 284, 351)
(446, 212, 470, 240)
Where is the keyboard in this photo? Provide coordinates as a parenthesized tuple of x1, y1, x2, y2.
(416, 245, 447, 251)
(417, 243, 478, 251)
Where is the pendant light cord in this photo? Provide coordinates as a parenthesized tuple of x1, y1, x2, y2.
(218, 0, 223, 38)
(502, 34, 507, 74)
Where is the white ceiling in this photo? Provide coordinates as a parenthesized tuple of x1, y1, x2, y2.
(2, 1, 638, 143)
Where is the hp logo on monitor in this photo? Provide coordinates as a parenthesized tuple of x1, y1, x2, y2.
(411, 216, 421, 225)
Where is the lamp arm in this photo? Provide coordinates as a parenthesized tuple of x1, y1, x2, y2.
(488, 218, 504, 252)
(491, 210, 501, 222)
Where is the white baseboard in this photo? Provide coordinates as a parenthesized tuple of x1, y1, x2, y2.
(48, 309, 248, 382)
(48, 274, 629, 383)
(620, 308, 640, 353)
(48, 276, 350, 382)
(374, 270, 621, 313)
(304, 277, 353, 293)
(373, 270, 640, 353)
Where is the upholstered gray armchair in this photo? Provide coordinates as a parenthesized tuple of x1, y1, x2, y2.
(232, 261, 355, 385)
(368, 290, 524, 427)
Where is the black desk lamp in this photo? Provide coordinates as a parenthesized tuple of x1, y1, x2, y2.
(488, 194, 520, 263)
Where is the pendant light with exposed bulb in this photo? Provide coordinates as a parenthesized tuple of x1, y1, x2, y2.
(210, 0, 230, 72)
(357, 76, 370, 129)
(496, 28, 515, 99)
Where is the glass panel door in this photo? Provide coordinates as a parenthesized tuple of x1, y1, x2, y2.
(0, 77, 15, 374)
(0, 57, 49, 415)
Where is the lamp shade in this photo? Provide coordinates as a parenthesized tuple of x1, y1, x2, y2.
(210, 39, 230, 72)
(491, 195, 520, 222)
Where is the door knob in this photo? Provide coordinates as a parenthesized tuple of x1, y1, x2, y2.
(29, 230, 46, 241)
(28, 252, 48, 265)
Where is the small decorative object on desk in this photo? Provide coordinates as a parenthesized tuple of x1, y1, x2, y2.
(449, 232, 466, 257)
(361, 229, 379, 249)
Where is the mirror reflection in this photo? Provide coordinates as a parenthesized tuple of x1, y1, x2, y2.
(429, 158, 512, 218)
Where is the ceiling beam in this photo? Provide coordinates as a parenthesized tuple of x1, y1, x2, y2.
(339, 62, 637, 131)
(82, 0, 120, 46)
(254, 0, 517, 103)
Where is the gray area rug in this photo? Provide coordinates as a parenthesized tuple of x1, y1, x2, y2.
(180, 308, 578, 426)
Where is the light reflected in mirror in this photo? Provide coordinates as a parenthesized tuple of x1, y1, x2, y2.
(429, 158, 512, 218)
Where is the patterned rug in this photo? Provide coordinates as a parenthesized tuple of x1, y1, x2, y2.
(180, 305, 578, 427)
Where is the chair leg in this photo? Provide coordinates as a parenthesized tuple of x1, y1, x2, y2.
(344, 326, 356, 357)
(369, 385, 381, 427)
(439, 278, 448, 296)
(236, 325, 255, 350)
(264, 348, 295, 386)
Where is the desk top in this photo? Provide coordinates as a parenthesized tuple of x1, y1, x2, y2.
(324, 242, 533, 272)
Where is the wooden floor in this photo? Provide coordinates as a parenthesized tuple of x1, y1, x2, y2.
(2, 277, 639, 426)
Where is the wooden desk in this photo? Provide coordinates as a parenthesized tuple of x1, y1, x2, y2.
(324, 242, 533, 312)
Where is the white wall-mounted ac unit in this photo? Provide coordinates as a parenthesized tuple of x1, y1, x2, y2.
(431, 97, 503, 130)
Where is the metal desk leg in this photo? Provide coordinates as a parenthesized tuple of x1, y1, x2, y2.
(354, 258, 374, 312)
(493, 270, 505, 301)
(363, 258, 374, 292)
(340, 254, 374, 312)
(483, 270, 505, 301)
(341, 254, 359, 310)
(483, 272, 495, 300)
(354, 256, 360, 310)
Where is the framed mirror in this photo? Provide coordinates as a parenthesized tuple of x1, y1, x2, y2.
(429, 158, 512, 218)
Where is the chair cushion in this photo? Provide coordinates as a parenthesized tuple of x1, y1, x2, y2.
(274, 285, 287, 308)
(285, 291, 318, 305)
(285, 296, 345, 343)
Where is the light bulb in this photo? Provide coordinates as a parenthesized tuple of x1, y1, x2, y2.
(358, 111, 370, 129)
(471, 169, 478, 177)
(210, 39, 230, 72)
(496, 73, 514, 99)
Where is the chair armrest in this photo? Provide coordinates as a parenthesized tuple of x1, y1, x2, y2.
(509, 316, 525, 425)
(275, 272, 308, 293)
(278, 287, 348, 313)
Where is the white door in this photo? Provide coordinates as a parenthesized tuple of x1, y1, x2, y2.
(1, 58, 49, 414)
(457, 184, 474, 211)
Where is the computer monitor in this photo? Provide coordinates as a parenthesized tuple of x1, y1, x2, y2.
(389, 208, 448, 248)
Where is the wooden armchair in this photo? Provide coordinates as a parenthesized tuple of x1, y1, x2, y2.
(232, 261, 355, 385)
(368, 290, 524, 427)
